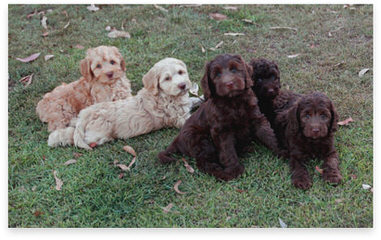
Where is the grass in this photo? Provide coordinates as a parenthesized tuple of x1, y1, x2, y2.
(8, 4, 373, 227)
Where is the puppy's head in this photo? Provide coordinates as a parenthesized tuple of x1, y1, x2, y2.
(288, 92, 338, 139)
(201, 54, 253, 99)
(142, 58, 191, 96)
(80, 46, 126, 84)
(250, 58, 280, 100)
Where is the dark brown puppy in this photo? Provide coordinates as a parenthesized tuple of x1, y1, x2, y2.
(158, 54, 279, 181)
(275, 92, 342, 189)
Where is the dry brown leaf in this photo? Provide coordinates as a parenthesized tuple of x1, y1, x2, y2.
(16, 53, 41, 63)
(87, 4, 99, 12)
(154, 4, 168, 12)
(62, 10, 68, 17)
(75, 44, 84, 49)
(338, 117, 354, 126)
(123, 145, 136, 157)
(44, 55, 54, 61)
(19, 74, 33, 87)
(210, 41, 224, 51)
(127, 157, 136, 170)
(117, 164, 129, 171)
(224, 32, 245, 36)
(209, 13, 228, 21)
(34, 210, 44, 217)
(108, 30, 131, 39)
(222, 6, 238, 10)
(63, 21, 70, 29)
(269, 26, 297, 32)
(118, 172, 125, 179)
(236, 189, 247, 193)
(242, 19, 254, 24)
(350, 174, 357, 179)
(315, 166, 323, 174)
(358, 68, 370, 77)
(201, 45, 206, 53)
(287, 53, 301, 59)
(27, 10, 37, 19)
(73, 152, 83, 158)
(335, 198, 344, 203)
(41, 16, 48, 29)
(162, 203, 173, 213)
(181, 158, 195, 173)
(53, 170, 63, 191)
(174, 180, 186, 195)
(63, 159, 77, 166)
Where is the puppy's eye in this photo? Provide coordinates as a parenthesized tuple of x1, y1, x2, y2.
(216, 72, 222, 77)
(257, 78, 263, 83)
(178, 70, 184, 75)
(110, 60, 116, 65)
(96, 64, 102, 69)
(305, 114, 311, 119)
(320, 114, 327, 120)
(165, 76, 171, 81)
(230, 67, 237, 73)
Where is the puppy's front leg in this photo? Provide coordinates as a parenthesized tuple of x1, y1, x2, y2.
(322, 148, 342, 184)
(289, 150, 312, 190)
(210, 128, 244, 181)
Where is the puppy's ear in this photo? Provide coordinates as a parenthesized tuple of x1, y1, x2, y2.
(329, 101, 339, 133)
(80, 58, 93, 80)
(201, 61, 213, 99)
(244, 63, 254, 88)
(287, 102, 300, 136)
(120, 58, 126, 72)
(142, 66, 159, 95)
(112, 47, 126, 72)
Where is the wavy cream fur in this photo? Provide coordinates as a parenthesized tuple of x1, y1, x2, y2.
(48, 58, 193, 149)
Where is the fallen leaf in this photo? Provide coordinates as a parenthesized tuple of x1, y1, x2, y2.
(328, 32, 333, 37)
(162, 203, 173, 213)
(222, 6, 238, 10)
(42, 32, 49, 37)
(350, 174, 357, 179)
(117, 164, 129, 171)
(210, 41, 224, 51)
(358, 68, 370, 77)
(113, 159, 119, 165)
(154, 4, 168, 13)
(174, 180, 186, 195)
(44, 55, 54, 61)
(16, 52, 41, 63)
(41, 16, 48, 29)
(242, 19, 254, 24)
(189, 83, 199, 96)
(108, 30, 131, 39)
(53, 170, 63, 191)
(118, 172, 125, 179)
(201, 45, 206, 53)
(63, 159, 77, 166)
(34, 210, 44, 217)
(27, 10, 37, 19)
(333, 61, 345, 68)
(89, 142, 97, 148)
(123, 145, 137, 157)
(279, 218, 287, 228)
(73, 152, 83, 158)
(105, 26, 111, 31)
(236, 189, 247, 193)
(224, 32, 245, 36)
(87, 4, 99, 12)
(62, 10, 68, 17)
(63, 21, 70, 29)
(338, 117, 354, 126)
(315, 166, 323, 174)
(19, 74, 33, 87)
(75, 44, 84, 49)
(209, 13, 228, 21)
(270, 26, 297, 32)
(181, 158, 195, 173)
(226, 216, 232, 221)
(335, 198, 344, 203)
(32, 186, 37, 191)
(362, 184, 372, 190)
(161, 175, 167, 180)
(287, 53, 301, 59)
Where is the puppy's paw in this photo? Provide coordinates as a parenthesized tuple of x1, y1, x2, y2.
(292, 175, 312, 190)
(323, 169, 342, 185)
(158, 151, 176, 164)
(215, 164, 244, 181)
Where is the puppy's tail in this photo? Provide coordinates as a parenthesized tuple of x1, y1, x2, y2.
(73, 118, 92, 150)
(48, 127, 75, 147)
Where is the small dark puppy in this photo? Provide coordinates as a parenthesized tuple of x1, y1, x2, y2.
(158, 54, 279, 181)
(275, 92, 342, 189)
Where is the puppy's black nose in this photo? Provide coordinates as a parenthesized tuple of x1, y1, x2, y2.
(226, 81, 234, 88)
(178, 82, 186, 90)
(312, 128, 320, 133)
(267, 88, 274, 94)
(106, 71, 114, 78)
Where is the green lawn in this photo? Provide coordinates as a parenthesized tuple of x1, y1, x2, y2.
(8, 4, 373, 227)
